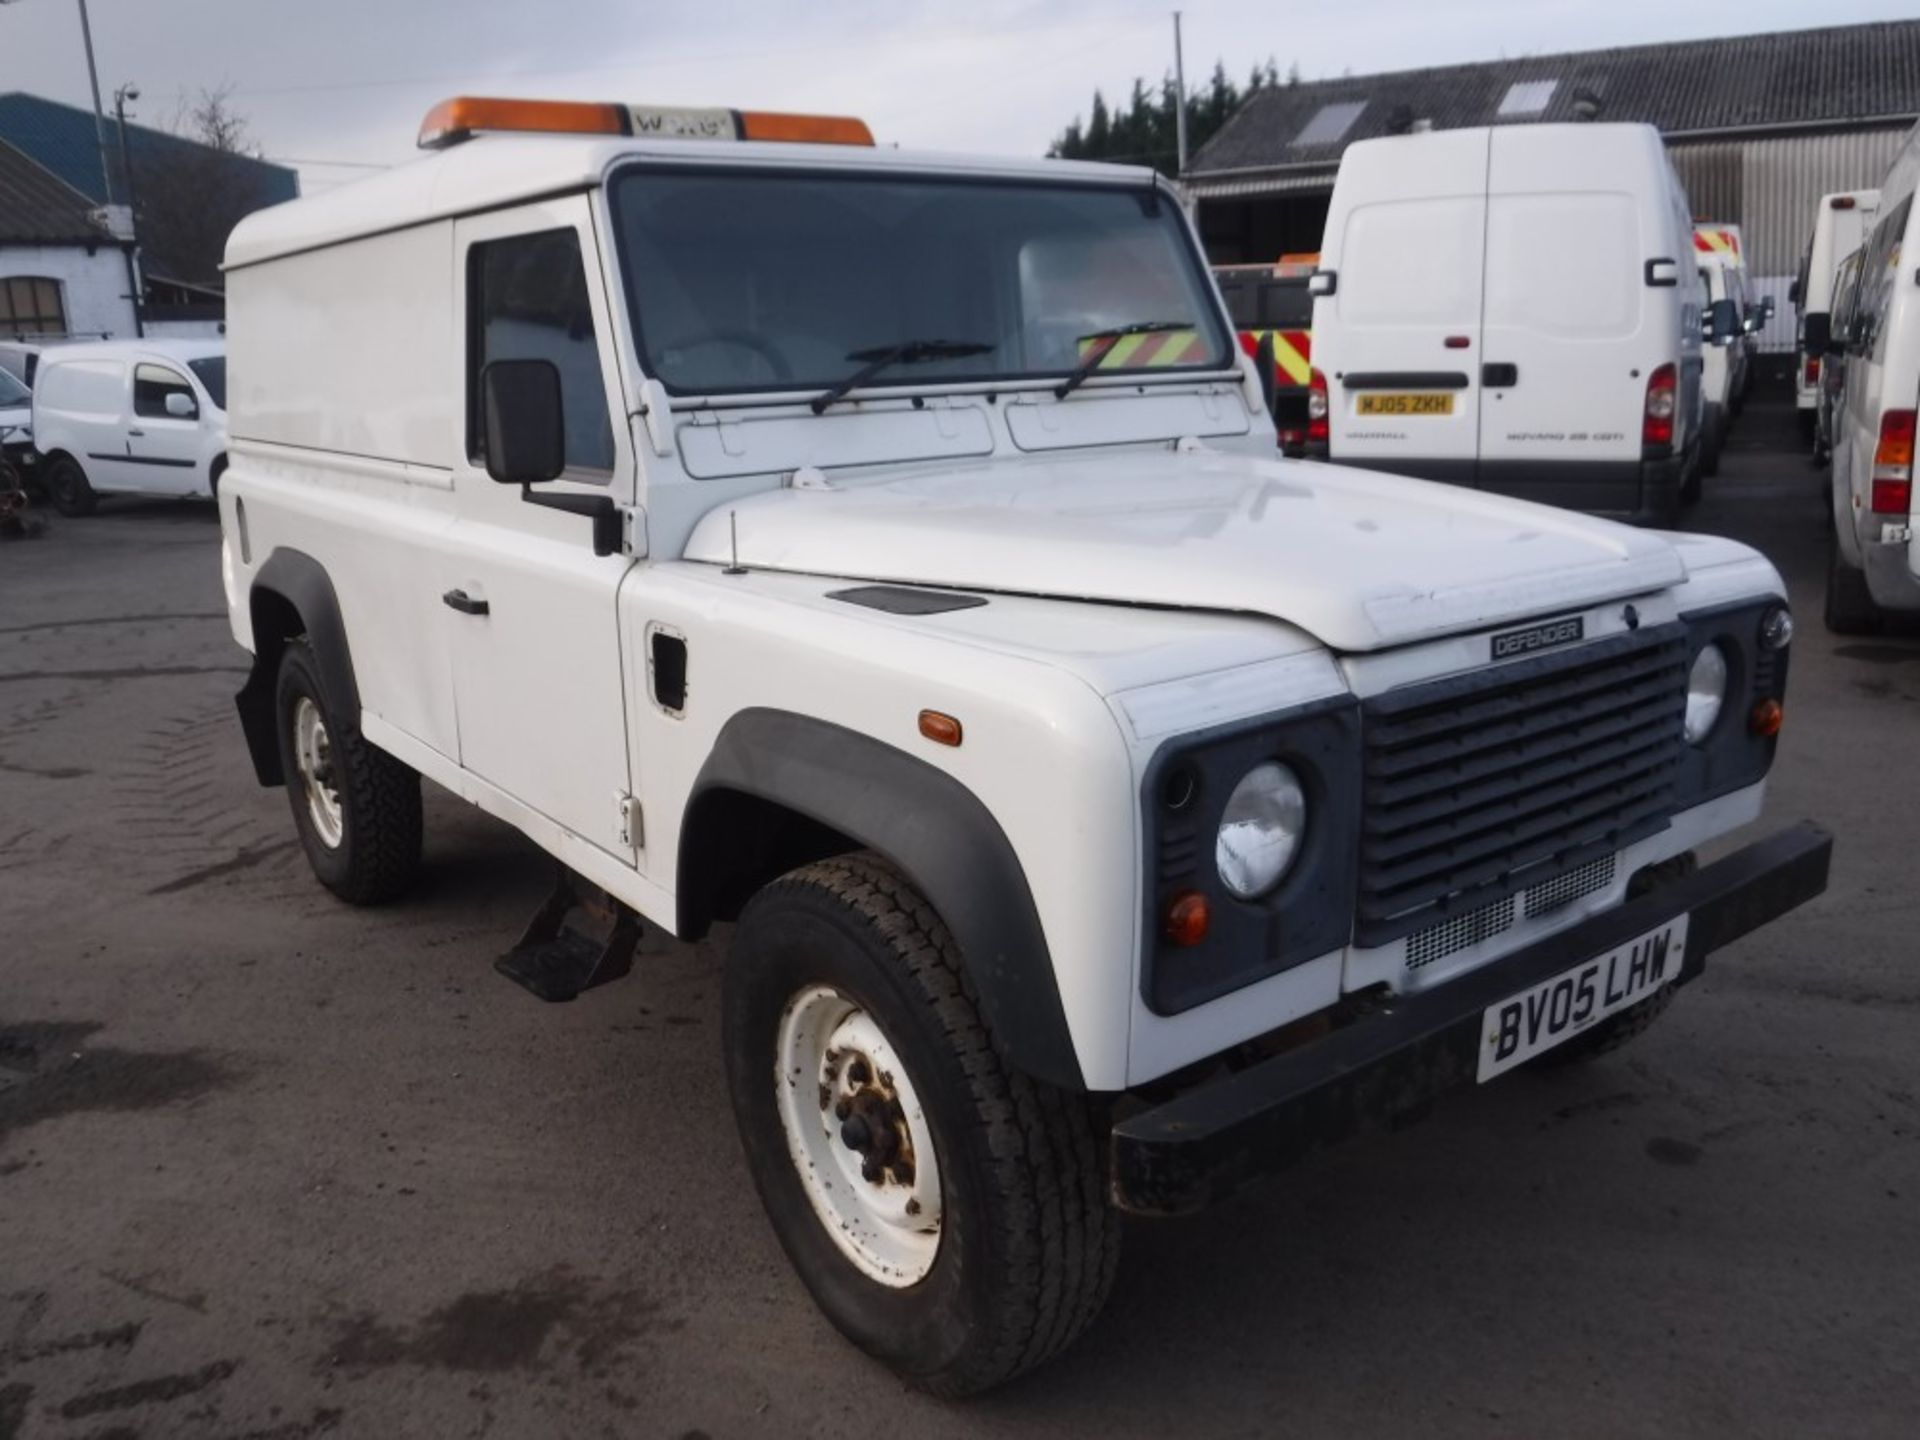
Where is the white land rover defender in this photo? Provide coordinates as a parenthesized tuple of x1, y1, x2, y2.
(218, 98, 1831, 1394)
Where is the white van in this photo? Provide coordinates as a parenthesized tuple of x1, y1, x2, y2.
(1311, 123, 1706, 525)
(1696, 247, 1751, 478)
(1794, 190, 1880, 439)
(1827, 128, 1920, 630)
(30, 339, 228, 515)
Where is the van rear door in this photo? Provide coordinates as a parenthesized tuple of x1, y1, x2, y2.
(1476, 126, 1651, 506)
(1317, 128, 1487, 483)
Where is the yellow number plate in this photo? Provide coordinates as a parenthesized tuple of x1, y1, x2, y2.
(1356, 392, 1455, 416)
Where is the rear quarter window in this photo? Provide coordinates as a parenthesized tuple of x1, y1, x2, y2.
(1338, 198, 1483, 326)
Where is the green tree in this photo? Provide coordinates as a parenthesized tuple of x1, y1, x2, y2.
(1048, 56, 1288, 174)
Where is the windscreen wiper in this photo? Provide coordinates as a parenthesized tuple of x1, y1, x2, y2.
(811, 339, 994, 415)
(1054, 321, 1192, 399)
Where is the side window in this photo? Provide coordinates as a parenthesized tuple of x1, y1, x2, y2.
(133, 362, 196, 419)
(0, 276, 66, 339)
(1860, 195, 1912, 362)
(469, 228, 615, 474)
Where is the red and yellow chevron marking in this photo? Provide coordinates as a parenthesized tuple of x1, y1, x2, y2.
(1074, 329, 1216, 369)
(1693, 227, 1742, 260)
(1235, 328, 1313, 386)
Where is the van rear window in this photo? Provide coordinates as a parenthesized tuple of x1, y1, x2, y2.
(1485, 193, 1638, 338)
(1337, 198, 1482, 326)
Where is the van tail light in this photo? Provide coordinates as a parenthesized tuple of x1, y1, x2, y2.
(1307, 368, 1329, 445)
(1804, 355, 1821, 386)
(1643, 363, 1677, 450)
(1831, 196, 1858, 210)
(1871, 409, 1916, 514)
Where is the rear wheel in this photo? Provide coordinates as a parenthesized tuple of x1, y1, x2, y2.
(44, 455, 96, 517)
(1824, 530, 1881, 635)
(724, 854, 1118, 1396)
(274, 639, 422, 903)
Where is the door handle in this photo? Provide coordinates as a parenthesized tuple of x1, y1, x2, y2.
(442, 588, 490, 616)
(128, 428, 145, 437)
(1482, 363, 1519, 388)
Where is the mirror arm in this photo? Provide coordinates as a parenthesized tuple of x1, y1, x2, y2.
(520, 486, 622, 557)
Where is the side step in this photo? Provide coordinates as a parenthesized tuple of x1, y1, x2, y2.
(493, 864, 640, 1003)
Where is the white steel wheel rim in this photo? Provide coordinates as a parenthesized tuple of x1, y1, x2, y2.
(775, 985, 943, 1287)
(292, 696, 345, 849)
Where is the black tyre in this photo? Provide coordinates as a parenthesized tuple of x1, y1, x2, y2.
(724, 854, 1118, 1396)
(44, 455, 97, 517)
(1536, 855, 1693, 1068)
(274, 639, 422, 904)
(1824, 531, 1881, 635)
(1798, 409, 1818, 445)
(1699, 422, 1722, 479)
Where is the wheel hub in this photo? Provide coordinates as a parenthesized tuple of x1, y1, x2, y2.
(292, 695, 345, 849)
(776, 986, 942, 1287)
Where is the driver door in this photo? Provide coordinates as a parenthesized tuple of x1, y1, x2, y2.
(443, 199, 641, 864)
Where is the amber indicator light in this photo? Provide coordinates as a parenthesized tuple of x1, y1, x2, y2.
(1750, 698, 1784, 738)
(1163, 890, 1212, 947)
(919, 710, 963, 747)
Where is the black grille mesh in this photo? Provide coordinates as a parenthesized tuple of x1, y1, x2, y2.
(1356, 625, 1688, 947)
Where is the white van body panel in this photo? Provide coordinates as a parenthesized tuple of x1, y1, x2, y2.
(30, 339, 228, 499)
(1797, 191, 1880, 411)
(1313, 123, 1702, 523)
(1833, 128, 1920, 610)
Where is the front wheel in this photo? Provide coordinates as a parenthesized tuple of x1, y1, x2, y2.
(44, 455, 97, 517)
(723, 855, 1119, 1396)
(274, 639, 422, 903)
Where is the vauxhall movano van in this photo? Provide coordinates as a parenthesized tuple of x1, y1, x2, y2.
(1310, 122, 1706, 524)
(1827, 128, 1920, 631)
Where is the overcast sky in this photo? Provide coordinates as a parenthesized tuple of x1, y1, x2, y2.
(2, 0, 1913, 193)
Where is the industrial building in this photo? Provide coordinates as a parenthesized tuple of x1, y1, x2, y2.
(1185, 21, 1920, 354)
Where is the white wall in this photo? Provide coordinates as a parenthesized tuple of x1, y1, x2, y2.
(0, 243, 138, 340)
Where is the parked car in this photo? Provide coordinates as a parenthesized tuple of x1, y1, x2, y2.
(1793, 190, 1880, 443)
(30, 339, 228, 516)
(1310, 122, 1706, 524)
(1693, 224, 1761, 417)
(218, 95, 1828, 1394)
(1828, 124, 1920, 631)
(1212, 255, 1319, 455)
(0, 364, 31, 480)
(1815, 247, 1867, 464)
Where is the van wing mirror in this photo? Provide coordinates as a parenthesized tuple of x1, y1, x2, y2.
(1804, 314, 1832, 356)
(481, 359, 566, 486)
(1761, 295, 1777, 322)
(1645, 258, 1680, 287)
(1306, 270, 1336, 298)
(164, 391, 197, 419)
(1254, 331, 1278, 417)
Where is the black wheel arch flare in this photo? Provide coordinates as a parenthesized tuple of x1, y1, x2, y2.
(235, 548, 362, 786)
(681, 708, 1085, 1091)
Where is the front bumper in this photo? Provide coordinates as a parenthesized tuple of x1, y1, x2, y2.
(1110, 822, 1832, 1217)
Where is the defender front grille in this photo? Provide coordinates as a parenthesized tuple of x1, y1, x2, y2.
(1358, 624, 1687, 948)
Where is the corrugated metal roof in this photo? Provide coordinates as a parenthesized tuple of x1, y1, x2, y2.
(0, 138, 108, 245)
(1191, 21, 1920, 177)
(0, 93, 298, 208)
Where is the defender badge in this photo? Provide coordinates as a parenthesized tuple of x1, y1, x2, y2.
(1491, 616, 1585, 660)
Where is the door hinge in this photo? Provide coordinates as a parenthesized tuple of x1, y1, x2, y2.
(616, 792, 643, 850)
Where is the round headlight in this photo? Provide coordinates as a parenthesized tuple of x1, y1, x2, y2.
(1685, 644, 1728, 744)
(1760, 605, 1794, 652)
(1216, 761, 1307, 900)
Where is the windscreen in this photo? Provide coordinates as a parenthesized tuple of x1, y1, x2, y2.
(0, 367, 27, 408)
(188, 356, 227, 411)
(610, 168, 1232, 396)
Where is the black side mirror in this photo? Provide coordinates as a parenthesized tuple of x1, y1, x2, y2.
(1788, 279, 1801, 305)
(1804, 313, 1832, 356)
(481, 359, 565, 485)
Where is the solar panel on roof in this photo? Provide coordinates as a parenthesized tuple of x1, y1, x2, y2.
(1292, 101, 1366, 147)
(1497, 80, 1558, 116)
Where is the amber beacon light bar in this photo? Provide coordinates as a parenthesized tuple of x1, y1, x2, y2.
(418, 97, 876, 149)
